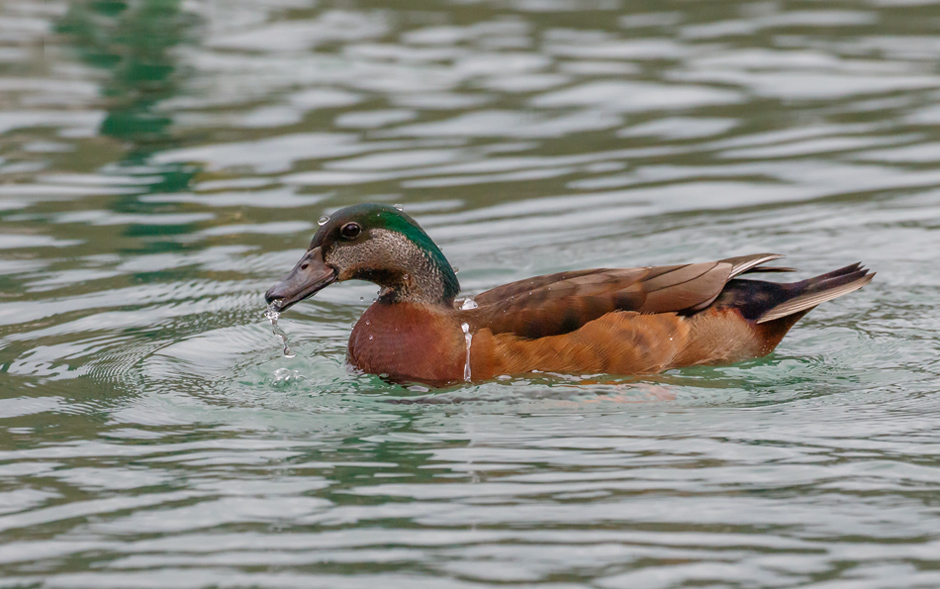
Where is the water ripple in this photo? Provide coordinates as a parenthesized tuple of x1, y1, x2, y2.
(0, 0, 939, 587)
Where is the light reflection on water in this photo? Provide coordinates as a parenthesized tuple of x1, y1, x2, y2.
(0, 0, 939, 587)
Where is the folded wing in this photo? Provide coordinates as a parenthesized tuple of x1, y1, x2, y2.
(460, 253, 787, 339)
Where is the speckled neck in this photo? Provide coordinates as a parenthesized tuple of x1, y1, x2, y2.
(371, 229, 459, 306)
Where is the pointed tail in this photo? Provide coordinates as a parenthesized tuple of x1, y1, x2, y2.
(756, 263, 874, 324)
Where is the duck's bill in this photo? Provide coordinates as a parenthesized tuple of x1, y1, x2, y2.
(264, 247, 336, 313)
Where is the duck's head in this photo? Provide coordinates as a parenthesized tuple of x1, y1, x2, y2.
(264, 203, 459, 312)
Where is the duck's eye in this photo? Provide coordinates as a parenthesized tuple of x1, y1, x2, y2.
(340, 223, 361, 239)
(340, 222, 361, 239)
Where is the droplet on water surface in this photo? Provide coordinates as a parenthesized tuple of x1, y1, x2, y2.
(264, 301, 295, 358)
(461, 322, 472, 382)
(273, 367, 305, 384)
(318, 215, 330, 226)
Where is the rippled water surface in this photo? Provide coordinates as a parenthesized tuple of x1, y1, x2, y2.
(2, 0, 940, 586)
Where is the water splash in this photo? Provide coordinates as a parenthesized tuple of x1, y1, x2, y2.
(272, 367, 305, 386)
(264, 302, 295, 358)
(459, 297, 478, 310)
(461, 322, 472, 382)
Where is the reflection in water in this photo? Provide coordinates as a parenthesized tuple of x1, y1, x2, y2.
(0, 0, 939, 587)
(57, 0, 188, 156)
(58, 0, 198, 236)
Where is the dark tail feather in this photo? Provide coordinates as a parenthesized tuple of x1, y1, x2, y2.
(745, 265, 797, 274)
(794, 262, 862, 283)
(756, 263, 874, 324)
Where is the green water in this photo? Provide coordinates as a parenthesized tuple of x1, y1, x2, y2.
(1, 0, 940, 587)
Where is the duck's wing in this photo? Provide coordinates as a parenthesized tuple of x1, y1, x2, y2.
(461, 253, 788, 339)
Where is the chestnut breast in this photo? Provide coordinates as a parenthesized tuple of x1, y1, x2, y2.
(347, 302, 467, 382)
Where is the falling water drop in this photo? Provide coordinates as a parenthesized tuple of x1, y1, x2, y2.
(461, 322, 472, 382)
(318, 215, 330, 226)
(264, 302, 295, 358)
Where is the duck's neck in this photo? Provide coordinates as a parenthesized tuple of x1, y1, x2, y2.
(370, 228, 459, 306)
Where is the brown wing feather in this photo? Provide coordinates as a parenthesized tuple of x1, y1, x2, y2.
(459, 253, 785, 339)
(470, 268, 637, 305)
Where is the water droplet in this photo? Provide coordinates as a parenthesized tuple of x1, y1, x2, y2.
(263, 304, 280, 323)
(393, 203, 404, 211)
(368, 334, 374, 341)
(365, 320, 371, 326)
(360, 296, 364, 301)
(264, 301, 294, 358)
(453, 266, 460, 274)
(459, 297, 478, 310)
(461, 322, 472, 382)
(318, 215, 329, 226)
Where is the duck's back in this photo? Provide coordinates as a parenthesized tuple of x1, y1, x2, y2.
(460, 254, 869, 380)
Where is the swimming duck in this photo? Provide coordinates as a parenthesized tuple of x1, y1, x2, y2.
(265, 203, 873, 384)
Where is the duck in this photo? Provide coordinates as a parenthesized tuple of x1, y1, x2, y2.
(265, 203, 873, 385)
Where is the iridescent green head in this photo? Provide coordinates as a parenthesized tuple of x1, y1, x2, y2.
(265, 203, 460, 311)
